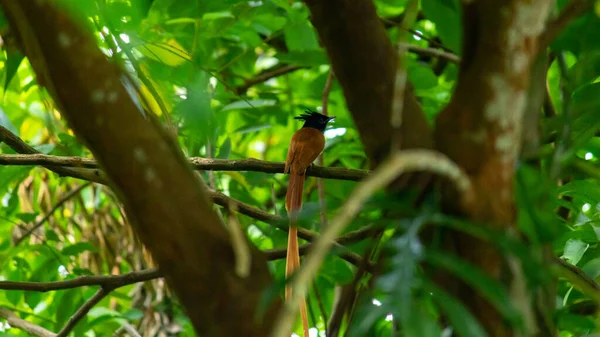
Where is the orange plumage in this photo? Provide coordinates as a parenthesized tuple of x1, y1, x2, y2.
(284, 110, 333, 337)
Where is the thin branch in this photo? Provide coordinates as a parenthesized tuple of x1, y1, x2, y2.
(317, 70, 335, 229)
(390, 0, 419, 152)
(398, 42, 460, 64)
(264, 243, 372, 271)
(0, 153, 369, 181)
(0, 268, 161, 291)
(56, 287, 110, 337)
(553, 256, 600, 303)
(539, 0, 594, 51)
(235, 64, 305, 94)
(0, 126, 108, 184)
(14, 182, 93, 246)
(0, 307, 56, 337)
(273, 149, 473, 337)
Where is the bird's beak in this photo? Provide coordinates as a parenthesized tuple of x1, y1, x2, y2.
(328, 116, 336, 122)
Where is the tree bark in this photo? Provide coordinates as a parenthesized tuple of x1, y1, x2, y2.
(0, 2, 281, 336)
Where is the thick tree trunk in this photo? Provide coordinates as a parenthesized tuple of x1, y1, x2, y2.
(0, 2, 281, 336)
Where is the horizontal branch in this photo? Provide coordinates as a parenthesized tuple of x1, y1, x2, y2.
(0, 307, 56, 337)
(398, 42, 460, 64)
(0, 153, 369, 181)
(0, 268, 161, 292)
(235, 64, 306, 94)
(264, 244, 372, 271)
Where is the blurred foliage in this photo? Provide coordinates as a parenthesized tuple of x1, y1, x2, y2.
(0, 0, 599, 336)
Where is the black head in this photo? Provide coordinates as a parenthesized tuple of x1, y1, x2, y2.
(294, 109, 335, 132)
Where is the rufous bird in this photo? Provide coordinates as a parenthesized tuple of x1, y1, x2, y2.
(284, 110, 335, 337)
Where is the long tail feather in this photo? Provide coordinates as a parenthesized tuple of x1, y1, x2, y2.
(285, 172, 309, 337)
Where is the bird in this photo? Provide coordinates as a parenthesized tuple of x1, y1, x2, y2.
(284, 109, 335, 337)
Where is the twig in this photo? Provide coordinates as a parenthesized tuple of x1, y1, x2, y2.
(553, 256, 600, 303)
(0, 126, 108, 184)
(263, 243, 372, 271)
(317, 70, 335, 228)
(56, 287, 110, 337)
(390, 0, 419, 152)
(397, 42, 460, 64)
(0, 153, 369, 182)
(14, 182, 92, 246)
(539, 0, 594, 51)
(113, 323, 142, 337)
(0, 268, 161, 291)
(272, 149, 473, 337)
(0, 307, 57, 337)
(235, 64, 305, 94)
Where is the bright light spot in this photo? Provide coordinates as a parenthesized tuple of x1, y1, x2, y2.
(249, 1, 263, 6)
(256, 56, 279, 70)
(247, 225, 263, 239)
(119, 34, 130, 43)
(209, 76, 218, 89)
(325, 127, 347, 139)
(102, 26, 110, 34)
(583, 203, 592, 212)
(413, 30, 423, 41)
(385, 314, 394, 322)
(2, 192, 10, 207)
(586, 152, 594, 160)
(58, 265, 69, 278)
(174, 86, 187, 96)
(0, 321, 10, 331)
(21, 75, 34, 87)
(372, 299, 382, 306)
(309, 328, 319, 337)
(252, 141, 266, 153)
(292, 334, 300, 337)
(179, 95, 187, 99)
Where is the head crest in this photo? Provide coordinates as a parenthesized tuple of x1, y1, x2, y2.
(294, 109, 334, 121)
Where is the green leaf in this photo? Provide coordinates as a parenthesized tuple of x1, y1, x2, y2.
(562, 239, 589, 265)
(45, 229, 60, 242)
(15, 213, 37, 223)
(3, 49, 23, 92)
(425, 249, 522, 327)
(284, 16, 319, 51)
(424, 281, 488, 337)
(402, 302, 442, 337)
(0, 106, 18, 136)
(221, 99, 277, 111)
(421, 0, 462, 54)
(408, 64, 438, 91)
(61, 242, 99, 256)
(217, 137, 231, 159)
(582, 257, 600, 279)
(55, 288, 84, 329)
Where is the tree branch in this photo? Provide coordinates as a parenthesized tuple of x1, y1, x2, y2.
(273, 149, 473, 337)
(539, 0, 594, 51)
(235, 64, 305, 94)
(0, 268, 161, 292)
(14, 182, 93, 246)
(398, 42, 460, 64)
(56, 287, 110, 337)
(0, 307, 56, 337)
(303, 0, 433, 168)
(0, 2, 279, 336)
(0, 153, 369, 182)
